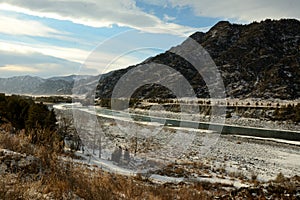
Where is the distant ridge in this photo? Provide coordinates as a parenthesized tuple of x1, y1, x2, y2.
(0, 75, 100, 95)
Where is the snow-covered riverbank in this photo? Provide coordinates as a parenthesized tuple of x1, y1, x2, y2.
(54, 103, 300, 185)
(70, 133, 300, 186)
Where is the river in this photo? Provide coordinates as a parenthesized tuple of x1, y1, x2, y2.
(54, 103, 300, 142)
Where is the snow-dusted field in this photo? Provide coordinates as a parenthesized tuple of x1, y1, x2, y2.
(207, 135, 300, 181)
(69, 127, 299, 187)
(82, 118, 299, 182)
(54, 103, 300, 185)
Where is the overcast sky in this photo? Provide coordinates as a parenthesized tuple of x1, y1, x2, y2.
(0, 0, 299, 78)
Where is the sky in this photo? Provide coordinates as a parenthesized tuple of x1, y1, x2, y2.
(0, 0, 299, 78)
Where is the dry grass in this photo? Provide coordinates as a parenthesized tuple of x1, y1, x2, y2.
(0, 161, 214, 199)
(0, 132, 214, 199)
(1, 132, 299, 200)
(0, 131, 34, 155)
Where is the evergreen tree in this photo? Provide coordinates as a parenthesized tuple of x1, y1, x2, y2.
(45, 109, 57, 131)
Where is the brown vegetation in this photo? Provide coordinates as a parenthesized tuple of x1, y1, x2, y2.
(1, 131, 300, 199)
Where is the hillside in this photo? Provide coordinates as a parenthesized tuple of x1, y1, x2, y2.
(96, 19, 300, 100)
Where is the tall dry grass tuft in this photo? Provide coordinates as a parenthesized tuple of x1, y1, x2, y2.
(0, 132, 34, 155)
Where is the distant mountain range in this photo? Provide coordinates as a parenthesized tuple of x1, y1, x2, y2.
(95, 19, 300, 100)
(0, 75, 100, 95)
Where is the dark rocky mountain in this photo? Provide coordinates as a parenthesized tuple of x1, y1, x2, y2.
(0, 75, 100, 95)
(96, 19, 300, 100)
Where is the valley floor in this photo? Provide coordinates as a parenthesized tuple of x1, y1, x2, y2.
(74, 133, 300, 184)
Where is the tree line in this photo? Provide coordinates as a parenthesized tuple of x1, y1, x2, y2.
(273, 103, 300, 122)
(0, 93, 63, 149)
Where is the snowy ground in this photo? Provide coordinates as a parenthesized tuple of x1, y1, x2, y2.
(72, 116, 299, 183)
(54, 103, 300, 186)
(207, 135, 300, 181)
(69, 132, 300, 188)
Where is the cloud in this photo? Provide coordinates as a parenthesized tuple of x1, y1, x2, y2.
(166, 0, 300, 22)
(0, 49, 86, 77)
(82, 51, 143, 74)
(0, 39, 158, 75)
(163, 14, 176, 22)
(0, 40, 89, 64)
(0, 15, 64, 37)
(0, 50, 100, 78)
(0, 65, 39, 72)
(0, 48, 143, 77)
(0, 0, 198, 36)
(0, 1, 297, 41)
(0, 26, 187, 78)
(0, 39, 158, 77)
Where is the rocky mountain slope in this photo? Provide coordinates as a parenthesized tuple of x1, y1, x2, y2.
(96, 19, 300, 100)
(0, 75, 100, 95)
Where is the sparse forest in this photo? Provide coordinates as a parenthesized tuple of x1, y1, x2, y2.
(0, 94, 56, 129)
(0, 93, 62, 148)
